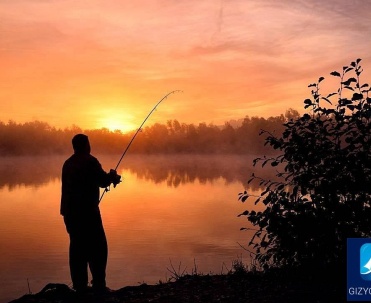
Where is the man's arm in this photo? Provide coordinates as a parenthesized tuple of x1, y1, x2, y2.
(94, 158, 121, 188)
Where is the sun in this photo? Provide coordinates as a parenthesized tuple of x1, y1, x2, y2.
(97, 115, 137, 133)
(106, 120, 134, 133)
(101, 118, 135, 133)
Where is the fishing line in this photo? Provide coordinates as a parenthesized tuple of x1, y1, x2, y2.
(100, 90, 182, 202)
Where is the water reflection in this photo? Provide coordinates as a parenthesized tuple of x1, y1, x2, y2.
(0, 154, 276, 191)
(0, 154, 275, 302)
(0, 156, 64, 190)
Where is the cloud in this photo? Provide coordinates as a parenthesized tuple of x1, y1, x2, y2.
(0, 20, 65, 54)
(0, 0, 371, 129)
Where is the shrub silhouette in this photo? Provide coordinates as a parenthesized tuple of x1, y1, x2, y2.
(239, 59, 371, 270)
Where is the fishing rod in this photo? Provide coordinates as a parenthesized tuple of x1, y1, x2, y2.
(100, 90, 182, 202)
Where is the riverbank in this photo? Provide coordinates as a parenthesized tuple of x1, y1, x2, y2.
(9, 268, 343, 303)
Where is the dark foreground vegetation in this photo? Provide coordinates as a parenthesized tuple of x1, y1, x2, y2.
(10, 266, 342, 303)
(236, 59, 370, 301)
(0, 110, 299, 156)
(239, 58, 371, 268)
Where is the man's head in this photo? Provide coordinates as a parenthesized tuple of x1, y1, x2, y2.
(72, 134, 91, 154)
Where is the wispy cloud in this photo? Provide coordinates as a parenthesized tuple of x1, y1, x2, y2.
(0, 0, 370, 129)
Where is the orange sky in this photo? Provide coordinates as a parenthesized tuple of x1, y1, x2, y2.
(1, 0, 371, 132)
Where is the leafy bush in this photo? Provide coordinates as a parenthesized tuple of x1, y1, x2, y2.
(239, 59, 371, 269)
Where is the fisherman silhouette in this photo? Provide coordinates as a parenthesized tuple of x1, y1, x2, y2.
(60, 134, 121, 294)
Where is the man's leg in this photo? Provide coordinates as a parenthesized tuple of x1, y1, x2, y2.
(88, 213, 108, 291)
(69, 235, 89, 291)
(64, 216, 89, 292)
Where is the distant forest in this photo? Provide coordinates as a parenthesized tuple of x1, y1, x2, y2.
(0, 109, 299, 155)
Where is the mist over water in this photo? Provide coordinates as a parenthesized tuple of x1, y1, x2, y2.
(0, 154, 276, 191)
(0, 154, 274, 302)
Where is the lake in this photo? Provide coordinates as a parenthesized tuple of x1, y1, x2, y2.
(0, 154, 267, 302)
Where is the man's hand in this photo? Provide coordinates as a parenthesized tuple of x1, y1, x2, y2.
(109, 169, 121, 188)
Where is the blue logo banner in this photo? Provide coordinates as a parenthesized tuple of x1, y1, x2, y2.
(347, 238, 371, 301)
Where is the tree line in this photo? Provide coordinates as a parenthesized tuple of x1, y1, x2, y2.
(0, 109, 299, 156)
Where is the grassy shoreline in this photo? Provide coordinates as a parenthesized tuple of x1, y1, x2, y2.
(9, 267, 344, 303)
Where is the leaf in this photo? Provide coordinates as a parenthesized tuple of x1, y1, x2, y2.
(330, 71, 341, 77)
(348, 77, 357, 83)
(321, 97, 332, 105)
(356, 68, 363, 76)
(308, 83, 316, 88)
(342, 78, 357, 86)
(318, 77, 325, 83)
(352, 93, 363, 101)
(238, 210, 249, 217)
(326, 92, 337, 98)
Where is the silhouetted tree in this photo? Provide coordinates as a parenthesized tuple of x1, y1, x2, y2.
(284, 108, 300, 121)
(239, 59, 371, 270)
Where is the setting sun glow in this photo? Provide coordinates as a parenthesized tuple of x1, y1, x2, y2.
(97, 113, 137, 133)
(0, 1, 370, 130)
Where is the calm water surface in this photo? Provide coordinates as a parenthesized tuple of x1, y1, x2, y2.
(0, 154, 266, 302)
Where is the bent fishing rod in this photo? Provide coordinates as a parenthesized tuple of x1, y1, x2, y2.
(100, 90, 182, 202)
